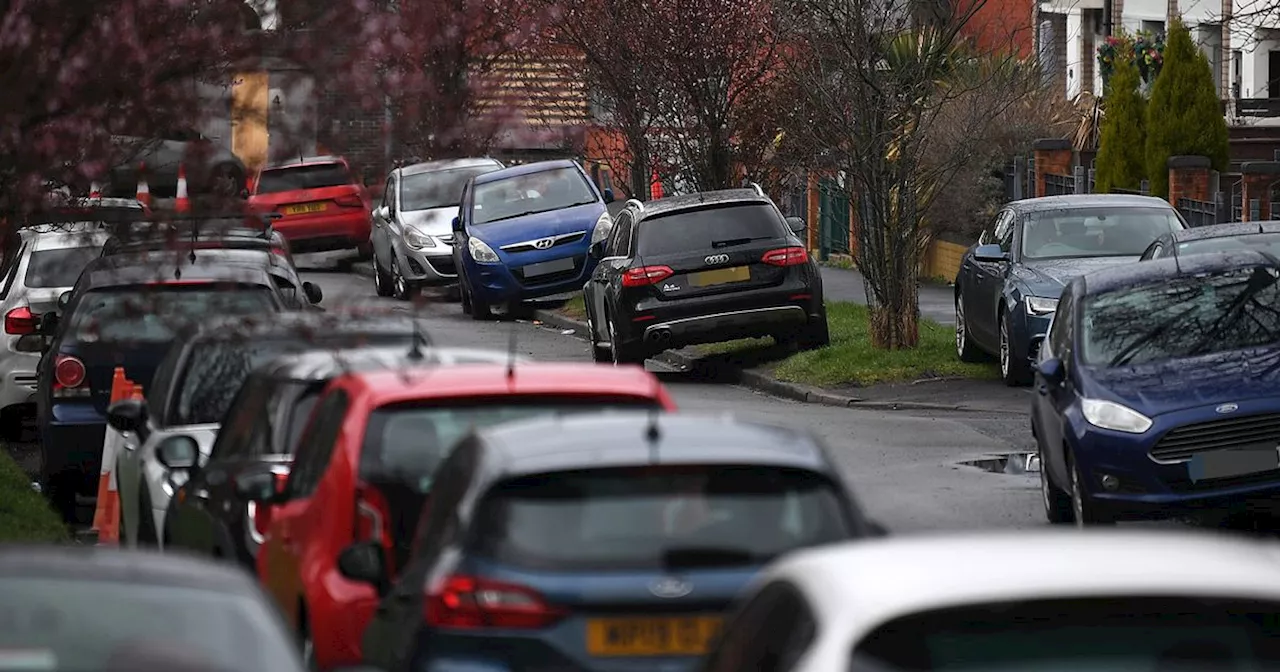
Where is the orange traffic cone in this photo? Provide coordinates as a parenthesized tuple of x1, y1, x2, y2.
(174, 163, 190, 213)
(135, 163, 151, 208)
(89, 181, 103, 199)
(91, 367, 133, 545)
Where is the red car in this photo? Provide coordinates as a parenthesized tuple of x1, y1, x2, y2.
(248, 362, 677, 670)
(248, 156, 372, 256)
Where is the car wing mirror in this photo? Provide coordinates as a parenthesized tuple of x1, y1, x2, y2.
(106, 398, 148, 439)
(234, 466, 284, 504)
(602, 188, 616, 203)
(1035, 357, 1065, 387)
(56, 291, 72, 309)
(973, 243, 1009, 263)
(451, 216, 462, 232)
(302, 281, 323, 305)
(337, 541, 391, 596)
(156, 435, 200, 470)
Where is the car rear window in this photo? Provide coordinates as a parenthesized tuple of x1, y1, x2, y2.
(469, 466, 851, 571)
(256, 164, 353, 194)
(170, 341, 326, 426)
(26, 246, 101, 288)
(67, 285, 279, 343)
(636, 204, 788, 257)
(849, 597, 1280, 670)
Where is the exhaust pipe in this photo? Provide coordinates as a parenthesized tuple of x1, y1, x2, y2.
(647, 328, 672, 344)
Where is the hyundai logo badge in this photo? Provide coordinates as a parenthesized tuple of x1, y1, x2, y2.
(1215, 403, 1239, 414)
(704, 253, 729, 265)
(648, 577, 693, 598)
(533, 237, 556, 250)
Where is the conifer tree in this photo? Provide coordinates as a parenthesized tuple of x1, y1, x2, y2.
(1096, 56, 1147, 193)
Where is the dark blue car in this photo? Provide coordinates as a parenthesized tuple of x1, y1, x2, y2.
(1032, 249, 1280, 526)
(355, 412, 879, 672)
(954, 195, 1185, 386)
(452, 160, 613, 319)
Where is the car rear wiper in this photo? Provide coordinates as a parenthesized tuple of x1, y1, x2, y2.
(661, 546, 756, 569)
(711, 236, 772, 249)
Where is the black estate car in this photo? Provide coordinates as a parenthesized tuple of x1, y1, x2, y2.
(1139, 220, 1280, 261)
(581, 186, 827, 365)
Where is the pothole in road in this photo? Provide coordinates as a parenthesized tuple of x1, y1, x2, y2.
(959, 451, 1039, 475)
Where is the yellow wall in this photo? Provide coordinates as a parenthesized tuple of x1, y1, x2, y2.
(921, 240, 967, 282)
(231, 71, 269, 172)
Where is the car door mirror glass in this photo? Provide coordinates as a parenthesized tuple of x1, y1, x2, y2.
(451, 216, 462, 232)
(973, 244, 1008, 263)
(57, 291, 71, 308)
(156, 435, 200, 470)
(106, 399, 148, 436)
(1035, 357, 1064, 385)
(234, 467, 282, 504)
(337, 541, 389, 594)
(377, 205, 390, 220)
(302, 281, 323, 305)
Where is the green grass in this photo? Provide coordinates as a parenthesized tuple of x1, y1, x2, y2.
(700, 302, 997, 388)
(819, 255, 856, 270)
(558, 294, 587, 320)
(0, 452, 69, 543)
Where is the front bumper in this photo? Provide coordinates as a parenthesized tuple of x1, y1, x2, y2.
(397, 240, 458, 284)
(1020, 311, 1053, 364)
(467, 248, 595, 303)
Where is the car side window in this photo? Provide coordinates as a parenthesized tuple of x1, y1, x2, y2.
(1050, 290, 1075, 365)
(1146, 242, 1164, 259)
(284, 389, 349, 498)
(606, 211, 633, 257)
(399, 437, 481, 593)
(383, 177, 395, 212)
(993, 211, 1015, 253)
(704, 580, 815, 672)
(208, 377, 269, 461)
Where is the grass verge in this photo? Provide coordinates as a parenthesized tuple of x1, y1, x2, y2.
(0, 451, 69, 543)
(699, 301, 996, 387)
(558, 294, 587, 320)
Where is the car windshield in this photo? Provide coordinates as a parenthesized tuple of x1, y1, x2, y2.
(401, 166, 497, 211)
(0, 577, 302, 672)
(1178, 232, 1280, 257)
(472, 167, 597, 225)
(256, 164, 352, 194)
(470, 466, 851, 571)
(1081, 266, 1280, 368)
(26, 246, 101, 288)
(67, 285, 278, 343)
(1021, 207, 1183, 260)
(635, 203, 788, 256)
(848, 597, 1280, 671)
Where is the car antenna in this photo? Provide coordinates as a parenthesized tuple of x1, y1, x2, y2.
(506, 322, 518, 381)
(645, 407, 661, 462)
(407, 318, 425, 361)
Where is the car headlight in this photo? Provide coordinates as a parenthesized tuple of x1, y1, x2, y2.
(1081, 399, 1153, 434)
(405, 229, 436, 249)
(590, 212, 613, 246)
(468, 237, 500, 264)
(1025, 296, 1058, 315)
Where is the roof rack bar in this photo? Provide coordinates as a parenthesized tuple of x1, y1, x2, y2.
(624, 198, 645, 212)
(748, 182, 765, 197)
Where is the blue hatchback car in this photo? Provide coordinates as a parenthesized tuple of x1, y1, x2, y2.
(1032, 249, 1280, 526)
(452, 160, 613, 319)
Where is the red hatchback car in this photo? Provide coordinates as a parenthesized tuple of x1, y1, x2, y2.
(248, 156, 372, 255)
(248, 362, 677, 670)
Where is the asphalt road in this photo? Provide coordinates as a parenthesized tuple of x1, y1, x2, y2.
(297, 254, 1043, 533)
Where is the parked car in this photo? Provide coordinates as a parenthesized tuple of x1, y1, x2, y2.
(0, 544, 305, 672)
(164, 346, 530, 569)
(697, 529, 1280, 672)
(106, 127, 247, 198)
(247, 363, 677, 670)
(1032, 249, 1280, 526)
(104, 312, 436, 548)
(35, 250, 291, 525)
(953, 194, 1186, 386)
(102, 215, 295, 265)
(248, 156, 373, 256)
(453, 159, 614, 319)
(107, 239, 319, 310)
(0, 223, 116, 440)
(582, 187, 826, 365)
(1139, 220, 1280, 261)
(352, 411, 883, 672)
(371, 158, 505, 300)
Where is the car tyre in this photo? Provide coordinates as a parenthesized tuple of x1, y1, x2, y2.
(372, 253, 393, 297)
(955, 294, 986, 362)
(999, 312, 1032, 387)
(355, 241, 374, 261)
(586, 306, 610, 362)
(390, 256, 419, 301)
(607, 310, 645, 365)
(780, 311, 831, 351)
(1039, 441, 1073, 524)
(1068, 449, 1114, 527)
(469, 283, 494, 321)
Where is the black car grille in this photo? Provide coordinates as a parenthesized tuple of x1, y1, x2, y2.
(426, 256, 456, 276)
(1149, 412, 1280, 463)
(513, 256, 583, 287)
(501, 232, 586, 254)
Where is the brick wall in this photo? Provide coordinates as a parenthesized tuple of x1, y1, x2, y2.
(1167, 155, 1212, 206)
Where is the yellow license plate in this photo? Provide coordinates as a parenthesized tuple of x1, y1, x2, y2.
(586, 616, 722, 657)
(283, 202, 327, 215)
(690, 266, 750, 287)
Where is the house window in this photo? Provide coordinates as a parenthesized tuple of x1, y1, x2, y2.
(1197, 24, 1223, 95)
(1270, 51, 1280, 98)
(1234, 50, 1243, 99)
(1141, 20, 1165, 36)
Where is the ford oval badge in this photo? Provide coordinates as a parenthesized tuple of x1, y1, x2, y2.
(1216, 403, 1239, 414)
(649, 577, 693, 599)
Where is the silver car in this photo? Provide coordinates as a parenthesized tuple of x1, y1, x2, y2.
(0, 215, 127, 440)
(370, 158, 504, 300)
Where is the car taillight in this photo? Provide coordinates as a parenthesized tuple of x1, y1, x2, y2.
(334, 195, 363, 208)
(4, 306, 36, 335)
(425, 575, 566, 629)
(270, 245, 288, 257)
(762, 246, 808, 267)
(622, 266, 674, 287)
(53, 355, 86, 389)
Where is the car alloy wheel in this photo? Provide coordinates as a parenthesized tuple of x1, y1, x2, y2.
(608, 315, 622, 365)
(392, 257, 408, 299)
(955, 300, 967, 356)
(373, 256, 387, 294)
(999, 316, 1011, 379)
(1069, 454, 1087, 528)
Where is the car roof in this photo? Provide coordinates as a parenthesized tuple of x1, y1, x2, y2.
(28, 228, 113, 250)
(1168, 220, 1280, 242)
(1079, 248, 1277, 296)
(473, 159, 582, 185)
(398, 158, 503, 177)
(475, 412, 831, 476)
(262, 155, 346, 170)
(255, 345, 527, 381)
(0, 544, 262, 594)
(80, 250, 277, 288)
(180, 311, 428, 342)
(634, 189, 773, 219)
(763, 529, 1280, 644)
(338, 362, 663, 405)
(1007, 194, 1175, 212)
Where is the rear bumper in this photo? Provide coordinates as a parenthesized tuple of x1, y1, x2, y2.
(643, 305, 808, 346)
(274, 210, 371, 251)
(40, 420, 106, 494)
(618, 277, 820, 349)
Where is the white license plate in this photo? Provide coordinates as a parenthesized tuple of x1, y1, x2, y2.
(523, 257, 575, 278)
(1188, 448, 1280, 482)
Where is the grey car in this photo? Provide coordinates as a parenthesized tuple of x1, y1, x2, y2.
(107, 128, 247, 198)
(370, 157, 504, 300)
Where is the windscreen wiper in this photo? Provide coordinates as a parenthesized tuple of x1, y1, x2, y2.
(711, 235, 772, 249)
(482, 209, 551, 224)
